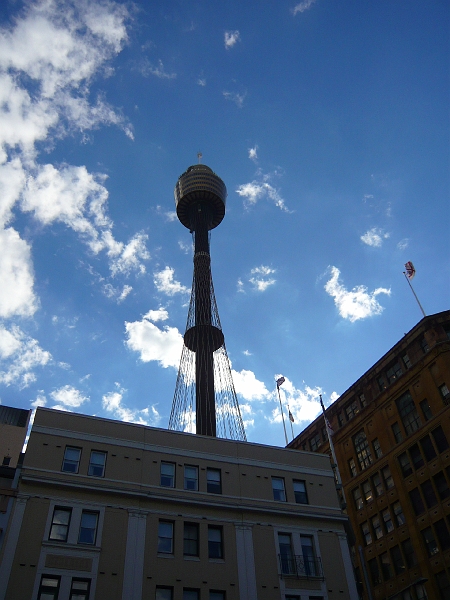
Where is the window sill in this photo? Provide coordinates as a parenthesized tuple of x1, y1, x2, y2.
(42, 540, 100, 552)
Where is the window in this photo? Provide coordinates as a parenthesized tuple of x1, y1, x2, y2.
(431, 426, 449, 453)
(390, 545, 405, 575)
(382, 508, 394, 533)
(337, 412, 344, 427)
(158, 521, 174, 554)
(156, 587, 173, 600)
(78, 511, 98, 545)
(49, 507, 72, 542)
(439, 384, 450, 403)
(372, 438, 383, 458)
(409, 488, 425, 516)
(354, 431, 373, 470)
(209, 592, 225, 600)
(309, 433, 321, 451)
(381, 465, 394, 489)
(38, 575, 61, 600)
(398, 452, 413, 477)
(386, 362, 402, 384)
(207, 468, 222, 494)
(396, 391, 422, 435)
(377, 376, 387, 392)
(372, 472, 383, 497)
(69, 579, 90, 600)
(392, 422, 403, 444)
(401, 538, 417, 567)
(62, 447, 81, 473)
(419, 399, 432, 421)
(436, 571, 450, 600)
(421, 480, 438, 508)
(434, 519, 450, 551)
(433, 471, 450, 500)
(160, 462, 175, 487)
(321, 426, 327, 442)
(184, 466, 198, 491)
(409, 444, 424, 470)
(362, 480, 373, 503)
(368, 558, 381, 586)
(380, 552, 393, 581)
(88, 451, 106, 477)
(345, 400, 359, 420)
(422, 526, 439, 556)
(392, 501, 406, 526)
(420, 435, 437, 461)
(348, 458, 357, 477)
(278, 533, 294, 574)
(359, 393, 367, 407)
(184, 523, 199, 556)
(352, 487, 363, 510)
(402, 354, 412, 369)
(2, 456, 11, 466)
(361, 521, 372, 546)
(300, 535, 316, 577)
(208, 526, 223, 559)
(371, 515, 383, 540)
(293, 480, 308, 504)
(272, 477, 286, 501)
(183, 590, 199, 600)
(420, 338, 429, 353)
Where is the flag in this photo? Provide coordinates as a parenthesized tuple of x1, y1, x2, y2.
(276, 376, 285, 388)
(404, 261, 416, 280)
(289, 410, 294, 423)
(325, 417, 334, 436)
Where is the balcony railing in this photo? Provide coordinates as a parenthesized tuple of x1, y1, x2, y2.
(278, 554, 324, 579)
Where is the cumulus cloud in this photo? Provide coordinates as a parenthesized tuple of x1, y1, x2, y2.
(231, 369, 271, 401)
(292, 0, 317, 15)
(270, 377, 322, 425)
(223, 90, 246, 108)
(324, 266, 391, 322)
(125, 314, 183, 369)
(224, 30, 240, 49)
(360, 227, 390, 247)
(50, 385, 89, 408)
(248, 146, 258, 162)
(0, 325, 51, 387)
(31, 392, 47, 408)
(143, 307, 169, 322)
(102, 383, 160, 425)
(249, 265, 276, 292)
(236, 176, 289, 211)
(154, 266, 189, 296)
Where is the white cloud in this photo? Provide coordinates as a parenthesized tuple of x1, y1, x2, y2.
(330, 391, 340, 402)
(231, 369, 271, 401)
(103, 283, 132, 303)
(324, 266, 391, 322)
(197, 78, 206, 87)
(270, 377, 322, 425)
(140, 58, 176, 80)
(125, 316, 183, 369)
(248, 146, 258, 162)
(242, 350, 252, 356)
(0, 325, 51, 387)
(249, 265, 276, 292)
(102, 384, 160, 425)
(31, 392, 47, 408)
(154, 266, 189, 296)
(237, 278, 244, 293)
(224, 30, 240, 49)
(143, 307, 169, 322)
(292, 0, 317, 15)
(108, 232, 150, 276)
(223, 90, 246, 108)
(236, 180, 288, 211)
(50, 385, 89, 408)
(360, 227, 390, 247)
(397, 238, 409, 251)
(178, 240, 192, 254)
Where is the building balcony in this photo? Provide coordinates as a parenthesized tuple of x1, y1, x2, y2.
(278, 555, 324, 580)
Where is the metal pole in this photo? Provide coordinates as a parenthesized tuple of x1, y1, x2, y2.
(287, 404, 294, 440)
(320, 395, 346, 505)
(277, 386, 288, 446)
(403, 272, 426, 318)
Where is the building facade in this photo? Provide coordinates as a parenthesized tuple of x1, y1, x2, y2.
(289, 310, 450, 600)
(0, 407, 357, 600)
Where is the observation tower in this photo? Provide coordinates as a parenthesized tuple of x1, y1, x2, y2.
(169, 162, 246, 441)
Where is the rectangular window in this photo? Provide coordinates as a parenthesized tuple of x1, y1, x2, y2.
(88, 451, 106, 477)
(402, 354, 412, 369)
(401, 538, 417, 568)
(392, 422, 403, 444)
(293, 480, 308, 504)
(69, 579, 90, 600)
(183, 590, 199, 600)
(184, 466, 198, 491)
(422, 526, 439, 556)
(381, 508, 394, 533)
(207, 468, 222, 494)
(377, 376, 387, 392)
(409, 488, 425, 516)
(309, 433, 321, 451)
(436, 570, 450, 600)
(434, 519, 450, 551)
(62, 447, 81, 473)
(183, 522, 199, 557)
(158, 521, 174, 554)
(409, 444, 425, 470)
(420, 338, 429, 353)
(372, 438, 383, 458)
(361, 521, 372, 546)
(208, 526, 223, 559)
(345, 400, 359, 420)
(392, 501, 406, 526)
(386, 362, 402, 384)
(433, 471, 450, 500)
(38, 575, 61, 600)
(359, 393, 367, 407)
(49, 507, 72, 542)
(362, 479, 373, 503)
(78, 511, 98, 545)
(372, 472, 383, 497)
(300, 535, 316, 577)
(396, 391, 422, 435)
(380, 552, 393, 581)
(209, 592, 225, 600)
(272, 477, 286, 501)
(352, 487, 363, 510)
(278, 533, 294, 574)
(439, 384, 450, 403)
(348, 458, 357, 477)
(354, 430, 373, 470)
(337, 412, 344, 427)
(431, 426, 449, 453)
(368, 558, 381, 586)
(390, 545, 405, 575)
(156, 588, 173, 600)
(419, 399, 432, 421)
(398, 452, 413, 477)
(160, 462, 175, 488)
(381, 465, 394, 489)
(371, 515, 383, 540)
(421, 479, 438, 508)
(420, 434, 437, 461)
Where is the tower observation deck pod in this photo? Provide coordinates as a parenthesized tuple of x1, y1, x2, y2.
(169, 164, 246, 441)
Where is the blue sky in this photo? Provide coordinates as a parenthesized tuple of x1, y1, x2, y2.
(0, 0, 448, 447)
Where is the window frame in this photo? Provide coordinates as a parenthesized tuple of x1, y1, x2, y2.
(371, 515, 383, 540)
(184, 465, 199, 491)
(183, 522, 199, 557)
(392, 501, 406, 526)
(292, 479, 308, 504)
(156, 587, 173, 600)
(158, 520, 174, 554)
(278, 532, 295, 574)
(69, 578, 91, 600)
(271, 477, 287, 502)
(353, 430, 373, 471)
(160, 462, 176, 488)
(206, 468, 222, 494)
(401, 538, 417, 568)
(78, 510, 99, 545)
(396, 391, 422, 435)
(38, 575, 61, 600)
(87, 450, 107, 477)
(62, 446, 81, 474)
(352, 487, 363, 510)
(381, 508, 394, 533)
(208, 525, 223, 559)
(409, 487, 425, 516)
(49, 506, 72, 542)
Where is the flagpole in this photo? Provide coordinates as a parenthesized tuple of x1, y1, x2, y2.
(287, 404, 294, 440)
(403, 271, 426, 318)
(320, 395, 346, 506)
(277, 385, 289, 446)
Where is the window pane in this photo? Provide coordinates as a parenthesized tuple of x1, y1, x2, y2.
(160, 463, 175, 487)
(380, 552, 393, 581)
(381, 466, 394, 489)
(422, 526, 439, 556)
(209, 593, 225, 600)
(272, 477, 286, 501)
(156, 588, 173, 600)
(390, 545, 405, 574)
(409, 444, 424, 470)
(354, 431, 373, 470)
(371, 515, 383, 540)
(88, 451, 106, 477)
(78, 511, 98, 545)
(372, 473, 383, 497)
(348, 458, 357, 477)
(373, 438, 383, 458)
(398, 452, 413, 477)
(361, 522, 372, 546)
(409, 488, 425, 516)
(396, 392, 422, 435)
(368, 558, 381, 586)
(433, 471, 450, 500)
(382, 508, 394, 533)
(293, 480, 308, 504)
(401, 538, 417, 567)
(432, 426, 449, 453)
(352, 487, 363, 510)
(49, 507, 72, 541)
(184, 466, 198, 490)
(419, 399, 432, 421)
(208, 526, 223, 559)
(300, 535, 316, 577)
(183, 591, 199, 600)
(207, 469, 222, 494)
(62, 447, 81, 473)
(434, 519, 450, 551)
(392, 501, 406, 526)
(278, 533, 294, 574)
(435, 570, 450, 600)
(392, 422, 403, 443)
(421, 480, 438, 508)
(158, 521, 173, 553)
(184, 523, 199, 556)
(69, 578, 90, 600)
(420, 435, 437, 461)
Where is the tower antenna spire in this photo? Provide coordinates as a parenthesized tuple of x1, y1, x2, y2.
(197, 151, 202, 164)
